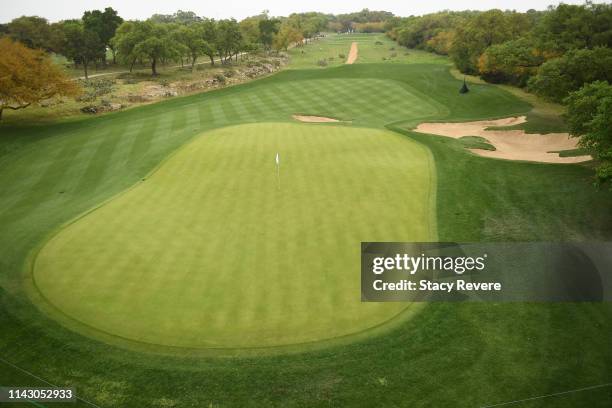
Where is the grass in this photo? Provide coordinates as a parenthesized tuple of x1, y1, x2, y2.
(32, 123, 433, 349)
(1, 34, 611, 406)
(550, 147, 590, 157)
(450, 67, 569, 134)
(458, 135, 496, 151)
(288, 33, 448, 69)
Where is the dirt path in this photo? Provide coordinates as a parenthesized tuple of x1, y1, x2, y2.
(414, 116, 592, 164)
(346, 42, 358, 64)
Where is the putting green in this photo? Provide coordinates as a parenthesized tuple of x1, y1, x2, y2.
(33, 122, 435, 349)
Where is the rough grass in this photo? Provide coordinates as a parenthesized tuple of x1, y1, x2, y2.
(458, 135, 496, 151)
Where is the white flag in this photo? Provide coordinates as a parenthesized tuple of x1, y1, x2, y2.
(275, 152, 280, 165)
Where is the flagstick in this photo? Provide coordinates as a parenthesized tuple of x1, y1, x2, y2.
(275, 152, 281, 190)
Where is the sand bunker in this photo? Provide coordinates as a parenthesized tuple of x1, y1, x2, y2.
(292, 115, 340, 123)
(346, 42, 358, 64)
(414, 116, 592, 164)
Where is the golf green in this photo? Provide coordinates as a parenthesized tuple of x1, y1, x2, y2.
(32, 122, 435, 349)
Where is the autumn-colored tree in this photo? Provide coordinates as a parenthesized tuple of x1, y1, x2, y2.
(426, 31, 455, 55)
(478, 38, 545, 86)
(0, 38, 79, 120)
(272, 23, 303, 51)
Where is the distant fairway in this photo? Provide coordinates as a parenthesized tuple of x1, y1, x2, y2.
(33, 123, 435, 349)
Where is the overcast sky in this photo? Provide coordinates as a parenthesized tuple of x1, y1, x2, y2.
(1, 0, 599, 23)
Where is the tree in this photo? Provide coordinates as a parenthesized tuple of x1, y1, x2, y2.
(258, 17, 280, 51)
(173, 24, 210, 70)
(149, 10, 201, 25)
(273, 23, 303, 51)
(132, 23, 181, 75)
(426, 30, 455, 55)
(200, 19, 218, 65)
(239, 15, 262, 48)
(536, 2, 612, 54)
(7, 16, 51, 49)
(83, 7, 123, 64)
(216, 19, 242, 62)
(0, 38, 79, 120)
(565, 81, 612, 185)
(478, 38, 545, 86)
(111, 21, 146, 72)
(61, 21, 106, 79)
(527, 47, 612, 102)
(450, 10, 531, 74)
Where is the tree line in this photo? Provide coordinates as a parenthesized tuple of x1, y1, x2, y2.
(387, 1, 612, 185)
(0, 8, 390, 121)
(0, 8, 393, 78)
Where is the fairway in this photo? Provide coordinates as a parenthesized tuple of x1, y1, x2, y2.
(32, 123, 435, 349)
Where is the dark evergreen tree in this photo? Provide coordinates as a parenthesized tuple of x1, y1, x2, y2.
(459, 78, 469, 94)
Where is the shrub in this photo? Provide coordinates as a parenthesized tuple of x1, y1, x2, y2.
(564, 81, 612, 185)
(317, 59, 328, 67)
(528, 47, 612, 102)
(214, 73, 226, 84)
(76, 78, 115, 102)
(478, 38, 544, 87)
(338, 53, 346, 59)
(375, 41, 383, 45)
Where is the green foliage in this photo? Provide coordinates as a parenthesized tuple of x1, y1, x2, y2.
(112, 22, 182, 75)
(392, 11, 471, 51)
(82, 7, 123, 53)
(331, 8, 394, 32)
(171, 24, 208, 68)
(216, 19, 242, 61)
(387, 3, 612, 91)
(527, 47, 612, 102)
(75, 78, 114, 101)
(149, 10, 202, 25)
(59, 21, 106, 78)
(478, 38, 544, 86)
(536, 2, 612, 54)
(450, 10, 531, 74)
(6, 15, 50, 49)
(564, 81, 612, 184)
(258, 17, 280, 50)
